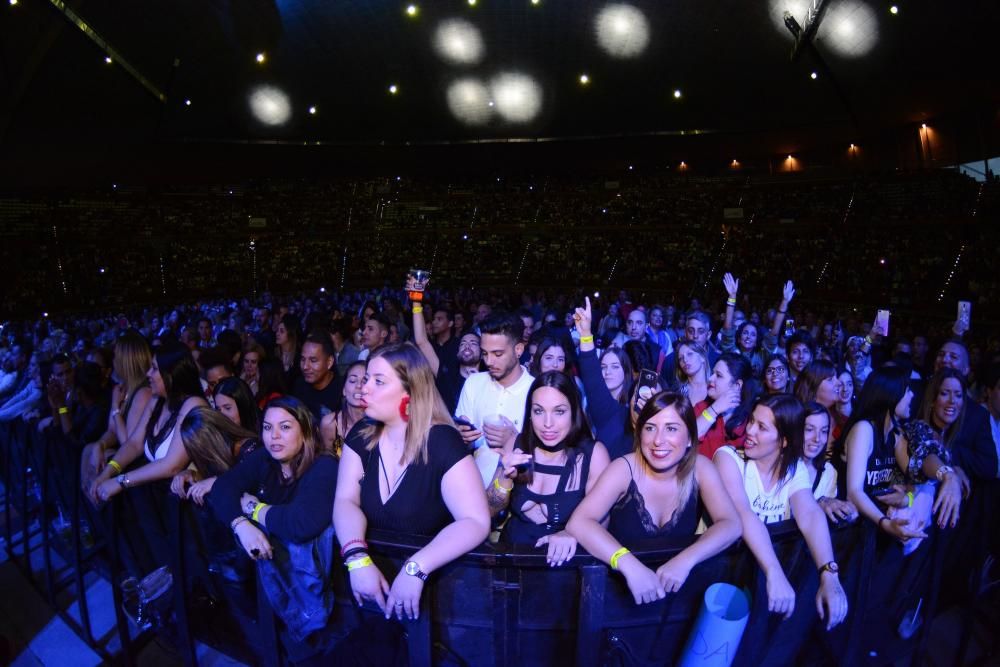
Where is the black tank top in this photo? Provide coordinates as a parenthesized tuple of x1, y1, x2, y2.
(502, 440, 596, 545)
(862, 419, 899, 495)
(608, 457, 703, 549)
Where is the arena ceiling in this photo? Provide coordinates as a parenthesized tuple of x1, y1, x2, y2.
(0, 0, 997, 151)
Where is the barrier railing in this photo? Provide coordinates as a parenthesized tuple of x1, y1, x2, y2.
(3, 416, 997, 667)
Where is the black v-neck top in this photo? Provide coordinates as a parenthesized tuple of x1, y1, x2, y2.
(346, 423, 468, 536)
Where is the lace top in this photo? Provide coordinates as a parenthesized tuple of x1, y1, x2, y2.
(608, 457, 703, 548)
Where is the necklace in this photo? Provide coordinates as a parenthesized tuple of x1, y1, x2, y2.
(378, 444, 409, 499)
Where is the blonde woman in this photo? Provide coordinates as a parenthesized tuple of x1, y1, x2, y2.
(81, 330, 153, 495)
(334, 343, 490, 621)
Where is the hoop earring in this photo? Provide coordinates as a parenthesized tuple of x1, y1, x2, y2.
(399, 396, 410, 422)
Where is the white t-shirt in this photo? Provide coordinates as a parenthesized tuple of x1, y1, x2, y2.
(811, 461, 839, 500)
(455, 367, 534, 485)
(716, 445, 810, 524)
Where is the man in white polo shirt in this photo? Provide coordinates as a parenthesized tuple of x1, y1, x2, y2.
(455, 311, 534, 486)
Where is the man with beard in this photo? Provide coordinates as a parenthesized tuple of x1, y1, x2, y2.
(437, 332, 482, 415)
(455, 312, 534, 486)
(291, 330, 340, 423)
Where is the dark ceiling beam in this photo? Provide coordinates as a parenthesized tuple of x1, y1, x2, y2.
(47, 0, 166, 102)
(787, 0, 830, 62)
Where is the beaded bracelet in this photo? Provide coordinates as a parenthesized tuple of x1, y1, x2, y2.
(231, 516, 249, 533)
(340, 538, 368, 557)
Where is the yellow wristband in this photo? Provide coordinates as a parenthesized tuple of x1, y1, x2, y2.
(493, 477, 511, 495)
(609, 547, 630, 570)
(107, 459, 123, 474)
(579, 335, 594, 344)
(412, 305, 423, 314)
(251, 502, 268, 523)
(701, 409, 716, 422)
(346, 556, 373, 571)
(58, 406, 69, 415)
(906, 491, 914, 508)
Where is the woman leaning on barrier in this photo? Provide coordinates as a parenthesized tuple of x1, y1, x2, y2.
(80, 330, 153, 493)
(210, 395, 338, 559)
(714, 394, 848, 630)
(567, 391, 741, 604)
(801, 401, 858, 525)
(487, 371, 610, 567)
(333, 343, 490, 621)
(91, 343, 207, 503)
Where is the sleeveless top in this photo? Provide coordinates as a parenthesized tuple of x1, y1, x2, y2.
(502, 439, 597, 545)
(144, 398, 181, 462)
(862, 419, 900, 495)
(609, 457, 703, 548)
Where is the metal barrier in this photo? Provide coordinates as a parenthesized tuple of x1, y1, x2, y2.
(3, 415, 996, 666)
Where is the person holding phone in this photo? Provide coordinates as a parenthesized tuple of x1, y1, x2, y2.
(486, 372, 610, 566)
(567, 391, 741, 605)
(801, 402, 858, 524)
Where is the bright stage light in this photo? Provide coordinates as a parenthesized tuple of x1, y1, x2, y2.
(308, 106, 317, 114)
(447, 78, 493, 126)
(248, 85, 292, 126)
(889, 5, 898, 15)
(673, 89, 682, 98)
(579, 73, 590, 84)
(406, 4, 418, 17)
(184, 99, 192, 106)
(255, 52, 266, 64)
(389, 84, 399, 94)
(810, 71, 818, 79)
(490, 72, 542, 123)
(434, 18, 485, 65)
(594, 4, 650, 59)
(818, 1, 878, 57)
(768, 0, 811, 38)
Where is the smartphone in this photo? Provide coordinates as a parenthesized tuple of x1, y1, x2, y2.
(453, 416, 476, 431)
(784, 318, 796, 338)
(875, 309, 891, 337)
(634, 369, 659, 411)
(957, 301, 971, 326)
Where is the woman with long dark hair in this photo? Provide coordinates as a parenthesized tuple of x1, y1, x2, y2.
(211, 396, 338, 559)
(92, 343, 208, 502)
(487, 372, 610, 566)
(567, 392, 741, 604)
(715, 394, 848, 629)
(574, 297, 638, 459)
(801, 402, 858, 524)
(841, 366, 941, 542)
(695, 353, 759, 458)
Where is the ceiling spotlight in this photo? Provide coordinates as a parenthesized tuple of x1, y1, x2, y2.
(446, 78, 492, 125)
(406, 4, 418, 16)
(308, 106, 317, 115)
(468, 0, 476, 5)
(595, 4, 650, 59)
(389, 84, 399, 94)
(255, 52, 266, 64)
(105, 56, 113, 64)
(490, 72, 542, 123)
(673, 89, 682, 99)
(184, 99, 192, 106)
(921, 123, 927, 129)
(433, 18, 485, 65)
(99, 268, 106, 274)
(248, 85, 292, 126)
(849, 143, 856, 149)
(810, 71, 818, 79)
(531, 0, 540, 4)
(889, 5, 898, 14)
(579, 73, 590, 84)
(787, 155, 793, 160)
(9, 0, 18, 6)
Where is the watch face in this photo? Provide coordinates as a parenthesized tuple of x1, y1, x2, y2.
(827, 562, 839, 573)
(405, 561, 419, 576)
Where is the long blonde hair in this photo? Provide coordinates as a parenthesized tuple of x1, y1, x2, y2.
(361, 342, 455, 465)
(114, 330, 153, 394)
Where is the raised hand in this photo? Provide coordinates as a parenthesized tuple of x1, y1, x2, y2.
(782, 280, 796, 304)
(723, 273, 740, 299)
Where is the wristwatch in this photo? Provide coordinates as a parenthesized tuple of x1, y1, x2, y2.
(818, 561, 839, 576)
(935, 465, 955, 482)
(404, 560, 428, 581)
(116, 474, 130, 489)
